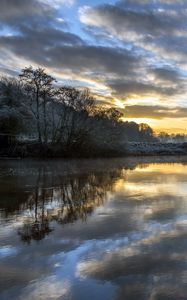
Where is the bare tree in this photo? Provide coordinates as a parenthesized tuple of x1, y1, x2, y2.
(51, 87, 96, 146)
(19, 66, 55, 143)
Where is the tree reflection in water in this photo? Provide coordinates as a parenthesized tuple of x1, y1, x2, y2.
(17, 168, 121, 243)
(18, 188, 53, 243)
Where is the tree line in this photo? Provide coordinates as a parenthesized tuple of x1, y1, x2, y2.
(0, 66, 155, 157)
(157, 132, 187, 143)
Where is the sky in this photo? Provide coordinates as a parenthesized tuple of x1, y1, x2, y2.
(1, 0, 187, 133)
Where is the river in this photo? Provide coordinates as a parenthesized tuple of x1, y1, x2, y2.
(0, 157, 187, 300)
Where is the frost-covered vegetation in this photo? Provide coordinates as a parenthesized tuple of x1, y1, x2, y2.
(126, 142, 187, 155)
(157, 132, 187, 143)
(0, 66, 155, 157)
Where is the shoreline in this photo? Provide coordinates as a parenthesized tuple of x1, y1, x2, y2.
(1, 141, 187, 160)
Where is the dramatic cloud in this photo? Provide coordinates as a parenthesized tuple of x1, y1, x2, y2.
(150, 67, 182, 84)
(108, 80, 182, 99)
(0, 0, 140, 78)
(0, 0, 54, 27)
(80, 5, 183, 39)
(1, 0, 187, 132)
(79, 0, 187, 130)
(124, 105, 187, 119)
(0, 35, 140, 75)
(79, 2, 187, 72)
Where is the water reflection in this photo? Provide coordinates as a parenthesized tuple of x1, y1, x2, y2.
(0, 157, 187, 300)
(16, 171, 118, 243)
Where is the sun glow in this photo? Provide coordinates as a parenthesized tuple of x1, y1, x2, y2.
(122, 117, 157, 126)
(121, 117, 187, 134)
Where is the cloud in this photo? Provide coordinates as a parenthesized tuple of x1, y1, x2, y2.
(40, 0, 75, 7)
(79, 1, 187, 64)
(124, 105, 187, 119)
(78, 0, 187, 112)
(1, 0, 187, 131)
(0, 0, 54, 27)
(79, 3, 186, 40)
(19, 276, 71, 300)
(0, 0, 74, 24)
(0, 29, 141, 78)
(108, 79, 183, 100)
(81, 6, 177, 38)
(0, 0, 140, 81)
(150, 67, 182, 83)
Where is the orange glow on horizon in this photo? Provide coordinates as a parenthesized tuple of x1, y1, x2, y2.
(122, 117, 187, 134)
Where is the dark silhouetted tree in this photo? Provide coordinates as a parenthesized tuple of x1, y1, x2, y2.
(19, 66, 55, 143)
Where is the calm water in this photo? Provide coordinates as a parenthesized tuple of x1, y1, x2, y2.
(0, 157, 187, 300)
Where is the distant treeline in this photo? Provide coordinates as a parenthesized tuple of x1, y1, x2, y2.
(0, 66, 155, 157)
(157, 132, 187, 143)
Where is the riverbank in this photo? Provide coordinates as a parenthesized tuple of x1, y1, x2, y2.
(125, 142, 187, 156)
(1, 141, 187, 159)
